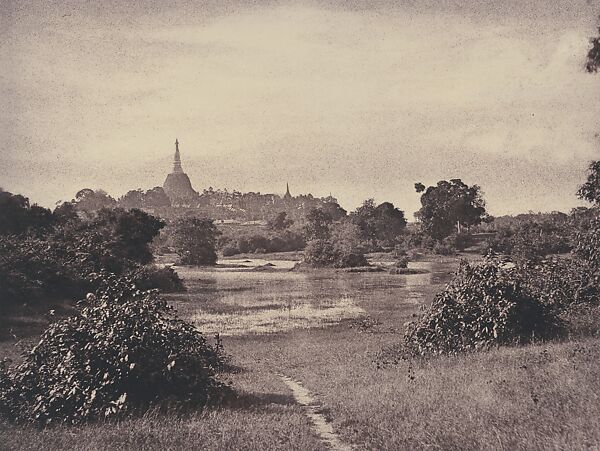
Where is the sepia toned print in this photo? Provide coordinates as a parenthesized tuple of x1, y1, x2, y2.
(1, 1, 600, 449)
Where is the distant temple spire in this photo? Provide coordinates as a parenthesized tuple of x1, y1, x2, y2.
(284, 182, 292, 200)
(163, 138, 198, 203)
(173, 138, 183, 173)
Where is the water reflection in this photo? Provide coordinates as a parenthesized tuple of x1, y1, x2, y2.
(169, 259, 457, 336)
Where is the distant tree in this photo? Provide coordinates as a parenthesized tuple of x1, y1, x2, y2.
(0, 190, 55, 235)
(586, 19, 600, 72)
(87, 208, 165, 266)
(53, 202, 80, 225)
(414, 182, 426, 193)
(73, 189, 117, 212)
(415, 179, 487, 240)
(350, 199, 407, 250)
(303, 220, 368, 268)
(303, 208, 333, 241)
(118, 189, 144, 209)
(143, 187, 171, 208)
(320, 202, 347, 221)
(171, 217, 220, 265)
(268, 211, 293, 231)
(330, 220, 365, 254)
(577, 160, 600, 206)
(26, 205, 56, 234)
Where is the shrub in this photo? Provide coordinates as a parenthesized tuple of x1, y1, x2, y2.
(128, 265, 185, 293)
(392, 245, 409, 268)
(303, 239, 368, 268)
(432, 240, 456, 256)
(0, 210, 168, 309)
(485, 221, 571, 262)
(335, 250, 369, 268)
(171, 217, 220, 265)
(0, 282, 225, 425)
(221, 244, 239, 257)
(0, 190, 56, 236)
(405, 258, 561, 355)
(303, 239, 338, 267)
(0, 235, 95, 307)
(218, 229, 305, 256)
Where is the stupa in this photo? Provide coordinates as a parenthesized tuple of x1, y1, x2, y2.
(163, 139, 198, 202)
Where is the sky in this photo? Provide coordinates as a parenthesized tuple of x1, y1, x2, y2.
(1, 0, 599, 217)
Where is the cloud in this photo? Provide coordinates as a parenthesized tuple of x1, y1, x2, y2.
(1, 2, 599, 216)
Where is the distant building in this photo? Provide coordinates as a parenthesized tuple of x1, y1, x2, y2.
(155, 139, 339, 220)
(162, 139, 198, 203)
(283, 182, 292, 200)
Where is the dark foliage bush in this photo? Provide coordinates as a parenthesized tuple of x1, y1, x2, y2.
(432, 240, 456, 256)
(85, 208, 164, 266)
(127, 265, 185, 293)
(391, 245, 409, 268)
(0, 281, 225, 426)
(303, 239, 368, 268)
(171, 217, 220, 265)
(218, 229, 305, 256)
(0, 235, 95, 307)
(0, 208, 169, 309)
(303, 239, 338, 267)
(405, 258, 562, 355)
(516, 212, 600, 313)
(0, 190, 56, 236)
(485, 221, 571, 262)
(349, 199, 407, 250)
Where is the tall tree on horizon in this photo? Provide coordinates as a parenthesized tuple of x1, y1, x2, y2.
(415, 179, 488, 239)
(586, 16, 600, 72)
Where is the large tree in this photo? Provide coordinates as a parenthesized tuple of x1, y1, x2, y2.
(303, 208, 334, 241)
(580, 19, 600, 207)
(0, 189, 55, 235)
(350, 199, 407, 249)
(82, 208, 165, 266)
(268, 211, 293, 231)
(415, 179, 487, 239)
(577, 160, 600, 206)
(586, 19, 600, 72)
(73, 189, 117, 212)
(170, 217, 220, 265)
(118, 189, 145, 209)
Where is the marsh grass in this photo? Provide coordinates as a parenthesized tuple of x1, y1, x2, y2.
(2, 256, 599, 449)
(191, 298, 364, 336)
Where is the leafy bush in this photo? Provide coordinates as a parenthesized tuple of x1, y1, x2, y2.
(391, 245, 409, 268)
(0, 208, 168, 308)
(127, 265, 185, 293)
(218, 229, 305, 256)
(303, 239, 338, 267)
(485, 221, 571, 262)
(432, 240, 456, 256)
(519, 211, 600, 313)
(0, 235, 95, 307)
(405, 258, 561, 355)
(171, 217, 220, 265)
(349, 199, 407, 250)
(0, 281, 225, 425)
(0, 190, 56, 236)
(303, 239, 368, 268)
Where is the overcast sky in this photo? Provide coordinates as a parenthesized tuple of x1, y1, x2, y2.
(1, 0, 599, 217)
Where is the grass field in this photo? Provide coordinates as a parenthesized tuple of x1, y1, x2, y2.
(2, 255, 599, 450)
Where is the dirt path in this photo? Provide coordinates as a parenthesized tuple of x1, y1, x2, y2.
(280, 374, 353, 451)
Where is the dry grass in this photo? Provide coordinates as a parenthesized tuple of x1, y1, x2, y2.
(2, 256, 599, 450)
(192, 298, 364, 336)
(235, 331, 600, 450)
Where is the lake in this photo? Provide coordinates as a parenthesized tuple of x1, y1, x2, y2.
(165, 258, 457, 336)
